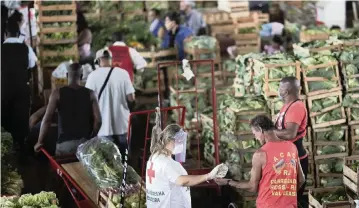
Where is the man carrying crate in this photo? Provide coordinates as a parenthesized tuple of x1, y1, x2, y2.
(274, 76, 309, 208)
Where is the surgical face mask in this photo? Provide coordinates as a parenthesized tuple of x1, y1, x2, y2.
(173, 142, 184, 155)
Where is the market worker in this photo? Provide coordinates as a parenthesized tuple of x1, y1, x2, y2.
(180, 0, 206, 36)
(2, 20, 37, 160)
(215, 115, 305, 208)
(86, 48, 135, 159)
(7, 10, 26, 43)
(274, 76, 308, 208)
(163, 11, 193, 61)
(148, 8, 166, 39)
(109, 32, 147, 82)
(146, 108, 227, 208)
(34, 63, 101, 156)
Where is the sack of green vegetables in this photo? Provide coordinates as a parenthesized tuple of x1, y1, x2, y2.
(76, 137, 141, 190)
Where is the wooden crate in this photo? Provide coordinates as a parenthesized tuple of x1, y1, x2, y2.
(307, 91, 346, 129)
(343, 155, 359, 195)
(306, 173, 316, 190)
(229, 108, 269, 135)
(97, 183, 145, 208)
(184, 42, 222, 65)
(345, 94, 359, 125)
(300, 31, 330, 43)
(309, 187, 352, 208)
(350, 125, 359, 155)
(139, 48, 178, 69)
(210, 24, 234, 37)
(312, 125, 349, 160)
(202, 9, 232, 25)
(251, 11, 269, 24)
(315, 158, 345, 188)
(262, 61, 301, 98)
(302, 61, 342, 96)
(135, 70, 166, 94)
(341, 62, 359, 93)
(305, 127, 314, 160)
(267, 95, 307, 119)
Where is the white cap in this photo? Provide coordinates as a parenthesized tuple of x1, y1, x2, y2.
(95, 47, 112, 62)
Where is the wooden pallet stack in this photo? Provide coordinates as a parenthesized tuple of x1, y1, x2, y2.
(217, 0, 249, 19)
(136, 48, 177, 105)
(35, 0, 78, 92)
(201, 9, 233, 37)
(232, 16, 261, 55)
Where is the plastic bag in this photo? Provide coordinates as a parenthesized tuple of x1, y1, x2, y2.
(76, 137, 140, 190)
(52, 61, 72, 78)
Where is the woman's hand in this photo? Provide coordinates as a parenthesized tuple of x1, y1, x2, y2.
(207, 163, 229, 180)
(214, 178, 231, 186)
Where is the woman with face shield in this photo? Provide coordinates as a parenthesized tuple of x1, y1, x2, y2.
(215, 115, 305, 208)
(145, 108, 228, 208)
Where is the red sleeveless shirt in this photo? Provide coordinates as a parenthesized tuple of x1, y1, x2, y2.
(256, 141, 299, 208)
(109, 45, 134, 81)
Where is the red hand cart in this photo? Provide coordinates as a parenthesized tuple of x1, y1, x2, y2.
(40, 148, 97, 208)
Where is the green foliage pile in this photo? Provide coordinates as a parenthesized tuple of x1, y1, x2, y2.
(0, 192, 59, 208)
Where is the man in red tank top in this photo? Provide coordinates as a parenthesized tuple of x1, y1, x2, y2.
(215, 115, 305, 208)
(274, 77, 309, 208)
(109, 32, 147, 82)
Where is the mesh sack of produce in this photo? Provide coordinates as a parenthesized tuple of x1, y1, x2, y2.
(76, 137, 141, 190)
(317, 158, 343, 174)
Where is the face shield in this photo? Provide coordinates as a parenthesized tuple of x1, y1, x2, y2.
(173, 129, 188, 163)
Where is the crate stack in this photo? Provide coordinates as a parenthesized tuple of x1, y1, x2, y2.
(184, 38, 223, 86)
(136, 48, 177, 105)
(343, 155, 359, 200)
(35, 0, 78, 92)
(308, 187, 352, 208)
(217, 0, 249, 19)
(232, 16, 261, 55)
(201, 9, 233, 37)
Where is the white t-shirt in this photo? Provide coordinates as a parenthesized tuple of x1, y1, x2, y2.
(146, 154, 191, 208)
(85, 67, 135, 136)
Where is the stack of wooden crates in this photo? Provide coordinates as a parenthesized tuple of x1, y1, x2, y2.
(35, 0, 79, 92)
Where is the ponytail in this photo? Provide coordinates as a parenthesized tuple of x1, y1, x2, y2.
(150, 108, 163, 154)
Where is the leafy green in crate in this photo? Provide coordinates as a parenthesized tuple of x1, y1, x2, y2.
(337, 47, 359, 89)
(316, 145, 346, 155)
(184, 36, 217, 60)
(318, 158, 344, 173)
(314, 189, 347, 204)
(320, 177, 343, 187)
(315, 128, 345, 141)
(343, 94, 359, 121)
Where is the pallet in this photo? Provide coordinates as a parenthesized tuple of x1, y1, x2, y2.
(307, 91, 346, 129)
(343, 155, 359, 195)
(262, 61, 301, 98)
(350, 125, 359, 155)
(302, 61, 342, 97)
(300, 31, 330, 43)
(345, 94, 359, 125)
(309, 187, 352, 208)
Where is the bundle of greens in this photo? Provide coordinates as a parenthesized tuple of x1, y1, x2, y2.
(311, 95, 343, 124)
(1, 128, 13, 158)
(316, 145, 346, 155)
(318, 158, 344, 174)
(337, 47, 359, 90)
(0, 191, 60, 208)
(300, 54, 339, 92)
(76, 137, 141, 190)
(44, 32, 76, 40)
(184, 36, 217, 60)
(336, 28, 359, 40)
(314, 189, 347, 204)
(223, 59, 237, 73)
(134, 69, 158, 89)
(302, 25, 330, 35)
(315, 127, 345, 141)
(350, 161, 359, 171)
(238, 27, 257, 34)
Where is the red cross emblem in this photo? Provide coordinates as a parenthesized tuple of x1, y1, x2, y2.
(147, 162, 156, 184)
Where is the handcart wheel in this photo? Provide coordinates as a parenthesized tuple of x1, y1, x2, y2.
(228, 202, 238, 208)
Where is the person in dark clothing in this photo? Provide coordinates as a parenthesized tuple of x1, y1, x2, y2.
(2, 20, 37, 160)
(1, 4, 9, 43)
(34, 63, 102, 156)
